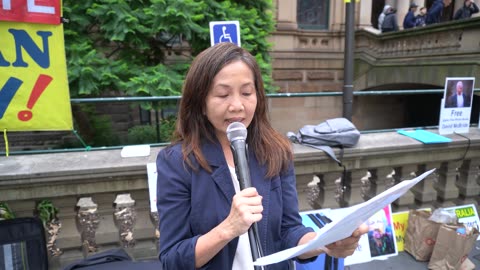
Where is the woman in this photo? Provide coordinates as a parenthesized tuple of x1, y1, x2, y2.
(156, 42, 367, 269)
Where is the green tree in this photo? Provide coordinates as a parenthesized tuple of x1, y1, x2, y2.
(62, 0, 276, 99)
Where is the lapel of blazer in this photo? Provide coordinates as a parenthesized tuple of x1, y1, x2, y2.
(202, 139, 236, 204)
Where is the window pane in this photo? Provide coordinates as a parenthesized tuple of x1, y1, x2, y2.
(297, 0, 329, 30)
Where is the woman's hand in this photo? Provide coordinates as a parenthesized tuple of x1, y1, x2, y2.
(221, 187, 263, 239)
(297, 223, 369, 260)
(324, 223, 369, 258)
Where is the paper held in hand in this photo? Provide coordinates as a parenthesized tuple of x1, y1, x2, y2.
(253, 169, 436, 266)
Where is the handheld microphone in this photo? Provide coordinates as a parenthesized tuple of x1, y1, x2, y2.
(226, 122, 264, 268)
(226, 122, 251, 190)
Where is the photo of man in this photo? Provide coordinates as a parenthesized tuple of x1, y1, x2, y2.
(445, 79, 474, 108)
(366, 205, 397, 258)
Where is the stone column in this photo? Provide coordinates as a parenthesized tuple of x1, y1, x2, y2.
(392, 165, 416, 209)
(275, 0, 297, 31)
(294, 174, 316, 210)
(305, 175, 321, 210)
(150, 211, 160, 251)
(318, 172, 343, 209)
(412, 163, 439, 208)
(397, 0, 410, 30)
(416, 0, 426, 8)
(362, 167, 390, 201)
(331, 0, 346, 31)
(349, 169, 369, 206)
(358, 0, 373, 28)
(434, 161, 461, 207)
(454, 0, 464, 15)
(385, 0, 396, 7)
(456, 159, 480, 204)
(76, 197, 100, 256)
(114, 194, 137, 248)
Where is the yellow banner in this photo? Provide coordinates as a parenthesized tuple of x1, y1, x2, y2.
(392, 211, 409, 252)
(0, 21, 72, 131)
(392, 208, 432, 252)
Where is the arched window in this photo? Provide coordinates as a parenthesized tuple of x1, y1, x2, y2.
(297, 0, 330, 30)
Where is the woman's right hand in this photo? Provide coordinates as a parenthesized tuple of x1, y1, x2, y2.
(221, 187, 263, 239)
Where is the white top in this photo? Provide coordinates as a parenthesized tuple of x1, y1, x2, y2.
(457, 94, 464, 107)
(228, 166, 254, 270)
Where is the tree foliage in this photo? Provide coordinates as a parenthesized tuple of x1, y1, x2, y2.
(63, 0, 276, 99)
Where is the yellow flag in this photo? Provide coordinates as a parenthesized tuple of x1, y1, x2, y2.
(0, 2, 73, 131)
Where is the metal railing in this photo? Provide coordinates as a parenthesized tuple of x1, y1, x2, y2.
(70, 88, 479, 103)
(3, 88, 479, 156)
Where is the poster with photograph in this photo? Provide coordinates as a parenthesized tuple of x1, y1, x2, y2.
(343, 205, 398, 265)
(439, 77, 475, 134)
(365, 204, 398, 259)
(300, 205, 398, 266)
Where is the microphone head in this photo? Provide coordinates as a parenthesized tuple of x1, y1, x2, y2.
(226, 122, 247, 143)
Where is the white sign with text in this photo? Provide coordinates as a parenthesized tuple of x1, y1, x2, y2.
(439, 77, 475, 134)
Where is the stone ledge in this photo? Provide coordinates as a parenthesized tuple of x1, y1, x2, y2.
(1, 128, 479, 269)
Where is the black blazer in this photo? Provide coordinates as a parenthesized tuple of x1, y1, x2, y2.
(446, 93, 471, 108)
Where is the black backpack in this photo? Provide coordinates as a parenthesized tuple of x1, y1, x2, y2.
(0, 217, 48, 270)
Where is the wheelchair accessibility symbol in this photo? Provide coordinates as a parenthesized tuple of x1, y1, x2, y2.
(209, 21, 241, 47)
(219, 26, 232, 43)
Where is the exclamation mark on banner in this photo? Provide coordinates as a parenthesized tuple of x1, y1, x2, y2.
(17, 74, 53, 122)
(0, 78, 23, 119)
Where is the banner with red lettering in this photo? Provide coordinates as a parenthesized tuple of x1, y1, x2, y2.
(0, 0, 72, 131)
(0, 0, 61, 25)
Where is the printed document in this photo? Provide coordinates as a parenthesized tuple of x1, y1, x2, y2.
(254, 169, 436, 266)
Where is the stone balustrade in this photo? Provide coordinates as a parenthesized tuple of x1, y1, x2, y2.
(354, 17, 480, 90)
(1, 128, 479, 269)
(355, 17, 480, 59)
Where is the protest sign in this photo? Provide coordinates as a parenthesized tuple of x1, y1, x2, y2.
(0, 0, 72, 131)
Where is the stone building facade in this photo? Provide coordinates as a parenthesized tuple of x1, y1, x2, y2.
(267, 0, 479, 134)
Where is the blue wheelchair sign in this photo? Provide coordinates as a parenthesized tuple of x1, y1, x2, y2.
(209, 21, 241, 47)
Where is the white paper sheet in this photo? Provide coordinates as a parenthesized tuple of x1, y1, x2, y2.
(120, 144, 150, 157)
(253, 168, 436, 266)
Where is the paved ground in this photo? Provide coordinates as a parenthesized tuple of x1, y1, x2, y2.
(347, 242, 480, 270)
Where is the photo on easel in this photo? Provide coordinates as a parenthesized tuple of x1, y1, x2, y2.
(438, 77, 475, 135)
(443, 78, 474, 109)
(366, 204, 398, 258)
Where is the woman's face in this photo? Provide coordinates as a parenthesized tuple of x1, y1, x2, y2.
(205, 60, 257, 142)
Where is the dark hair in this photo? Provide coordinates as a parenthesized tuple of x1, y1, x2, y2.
(172, 42, 292, 177)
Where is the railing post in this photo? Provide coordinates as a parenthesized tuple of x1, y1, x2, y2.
(456, 159, 480, 205)
(361, 168, 389, 201)
(412, 163, 439, 208)
(434, 161, 461, 207)
(150, 211, 160, 251)
(348, 169, 368, 206)
(318, 172, 344, 208)
(392, 166, 416, 209)
(76, 197, 100, 257)
(114, 194, 137, 248)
